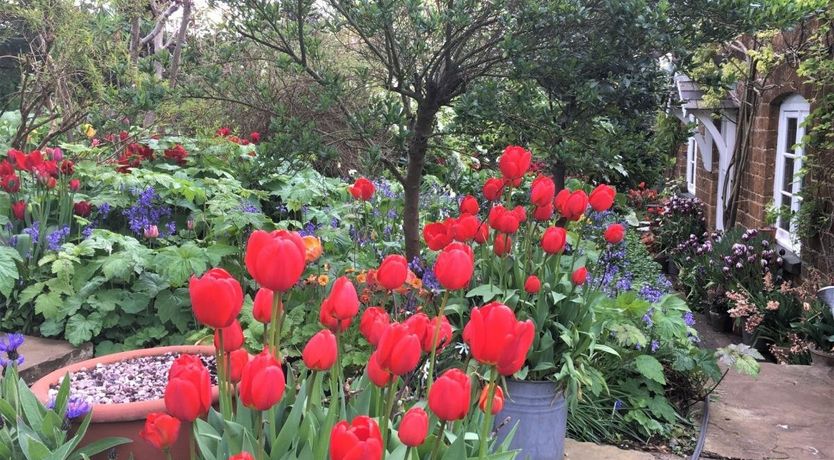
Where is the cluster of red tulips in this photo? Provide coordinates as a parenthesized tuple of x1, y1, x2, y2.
(139, 144, 626, 460)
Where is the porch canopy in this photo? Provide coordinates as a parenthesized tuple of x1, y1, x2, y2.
(669, 74, 739, 230)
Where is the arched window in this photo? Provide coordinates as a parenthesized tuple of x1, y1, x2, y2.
(773, 94, 810, 253)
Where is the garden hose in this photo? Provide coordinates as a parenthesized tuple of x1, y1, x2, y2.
(689, 391, 710, 460)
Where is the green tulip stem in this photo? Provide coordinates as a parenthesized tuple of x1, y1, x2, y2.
(254, 410, 265, 460)
(215, 329, 231, 419)
(429, 420, 447, 460)
(189, 431, 197, 460)
(269, 292, 284, 357)
(479, 368, 498, 460)
(380, 378, 399, 459)
(304, 371, 317, 415)
(404, 447, 411, 460)
(426, 290, 450, 393)
(335, 330, 344, 406)
(164, 448, 173, 460)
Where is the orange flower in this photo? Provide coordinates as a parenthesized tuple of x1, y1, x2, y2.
(302, 235, 323, 262)
(317, 275, 330, 286)
(356, 272, 368, 284)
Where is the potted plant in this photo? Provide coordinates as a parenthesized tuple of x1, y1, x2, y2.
(793, 287, 834, 367)
(30, 345, 218, 459)
(419, 147, 620, 459)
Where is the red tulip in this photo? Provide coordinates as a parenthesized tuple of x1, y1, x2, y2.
(488, 205, 520, 234)
(249, 131, 261, 143)
(360, 307, 390, 347)
(189, 268, 243, 329)
(530, 176, 555, 207)
(252, 287, 276, 324)
(524, 275, 541, 294)
(571, 267, 587, 286)
(559, 190, 589, 221)
(377, 255, 408, 290)
(303, 329, 338, 371)
(239, 350, 285, 410)
(59, 160, 74, 176)
(474, 221, 490, 244)
(228, 453, 255, 460)
(423, 221, 453, 251)
(452, 214, 479, 242)
(498, 145, 532, 182)
(463, 302, 535, 376)
(494, 233, 512, 257)
(164, 354, 211, 421)
(374, 322, 421, 375)
(348, 177, 375, 201)
(214, 320, 244, 352)
(541, 227, 567, 254)
(398, 407, 429, 447)
(511, 205, 527, 224)
(483, 177, 504, 201)
(553, 189, 569, 213)
(69, 178, 81, 191)
(330, 416, 383, 460)
(0, 174, 19, 193)
(589, 184, 616, 212)
(319, 277, 359, 332)
(460, 195, 479, 215)
(11, 200, 25, 220)
(405, 313, 452, 352)
(434, 242, 474, 290)
(533, 204, 554, 221)
(604, 223, 625, 244)
(140, 412, 180, 450)
(216, 127, 231, 137)
(367, 350, 392, 387)
(428, 368, 471, 421)
(73, 201, 92, 217)
(46, 177, 57, 189)
(245, 229, 306, 292)
(228, 348, 249, 383)
(478, 385, 505, 415)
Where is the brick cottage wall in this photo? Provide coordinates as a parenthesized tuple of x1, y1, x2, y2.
(672, 19, 833, 276)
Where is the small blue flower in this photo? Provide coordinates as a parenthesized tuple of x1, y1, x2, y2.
(613, 399, 624, 413)
(0, 333, 24, 367)
(642, 308, 654, 327)
(650, 340, 660, 353)
(46, 226, 71, 251)
(683, 311, 696, 327)
(47, 394, 92, 419)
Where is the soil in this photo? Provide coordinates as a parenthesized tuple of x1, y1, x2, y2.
(47, 352, 217, 405)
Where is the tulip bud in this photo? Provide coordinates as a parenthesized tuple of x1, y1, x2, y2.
(524, 275, 541, 294)
(330, 416, 383, 460)
(398, 407, 429, 447)
(375, 323, 421, 375)
(589, 184, 616, 212)
(140, 412, 181, 450)
(245, 230, 307, 292)
(498, 145, 532, 182)
(460, 195, 479, 215)
(144, 225, 159, 239)
(434, 242, 474, 291)
(360, 307, 390, 347)
(572, 267, 588, 285)
(228, 453, 255, 460)
(367, 350, 392, 387)
(604, 223, 625, 244)
(239, 350, 285, 410)
(348, 177, 375, 201)
(189, 268, 243, 329)
(428, 368, 471, 421)
(377, 254, 408, 290)
(541, 227, 567, 254)
(302, 329, 338, 371)
(228, 348, 249, 383)
(478, 384, 505, 415)
(164, 354, 211, 421)
(252, 288, 276, 324)
(213, 320, 244, 352)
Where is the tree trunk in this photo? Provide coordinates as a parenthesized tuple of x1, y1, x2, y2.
(403, 103, 438, 261)
(551, 160, 566, 192)
(129, 15, 141, 63)
(168, 0, 192, 88)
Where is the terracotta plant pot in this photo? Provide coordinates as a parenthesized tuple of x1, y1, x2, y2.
(30, 345, 218, 460)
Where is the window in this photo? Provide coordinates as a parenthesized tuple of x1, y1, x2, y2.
(686, 136, 698, 194)
(773, 94, 809, 253)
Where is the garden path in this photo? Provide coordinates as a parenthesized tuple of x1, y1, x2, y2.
(18, 335, 92, 384)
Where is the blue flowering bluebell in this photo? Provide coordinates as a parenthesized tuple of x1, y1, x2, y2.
(642, 308, 654, 327)
(683, 311, 696, 327)
(0, 333, 24, 367)
(239, 200, 259, 213)
(46, 226, 71, 251)
(650, 340, 660, 353)
(123, 187, 174, 237)
(23, 221, 40, 244)
(638, 285, 665, 303)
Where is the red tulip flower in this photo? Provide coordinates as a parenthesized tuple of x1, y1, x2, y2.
(541, 227, 567, 254)
(360, 307, 390, 347)
(377, 254, 409, 290)
(589, 184, 616, 212)
(493, 233, 512, 257)
(245, 230, 306, 292)
(252, 287, 276, 324)
(559, 190, 589, 221)
(572, 267, 588, 286)
(330, 416, 383, 460)
(405, 313, 453, 352)
(164, 354, 211, 421)
(488, 205, 520, 234)
(217, 127, 231, 137)
(428, 368, 471, 421)
(474, 221, 490, 244)
(189, 268, 243, 329)
(452, 214, 479, 242)
(463, 302, 535, 376)
(140, 412, 181, 450)
(303, 329, 338, 371)
(512, 205, 527, 224)
(460, 195, 479, 215)
(398, 407, 429, 447)
(228, 348, 249, 383)
(239, 350, 286, 410)
(498, 145, 532, 182)
(320, 277, 359, 332)
(228, 452, 255, 460)
(367, 350, 392, 387)
(530, 176, 555, 207)
(524, 275, 541, 294)
(249, 131, 261, 143)
(348, 177, 375, 201)
(533, 204, 554, 221)
(214, 320, 244, 352)
(1, 174, 19, 193)
(69, 178, 81, 191)
(374, 323, 421, 376)
(73, 201, 92, 217)
(483, 177, 504, 201)
(11, 201, 25, 221)
(478, 385, 505, 415)
(434, 242, 474, 291)
(604, 223, 625, 244)
(423, 221, 453, 251)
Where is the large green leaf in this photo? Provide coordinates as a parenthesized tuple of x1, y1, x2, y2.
(0, 246, 22, 298)
(633, 355, 666, 385)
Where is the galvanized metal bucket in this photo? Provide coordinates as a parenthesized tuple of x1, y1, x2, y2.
(493, 379, 568, 460)
(818, 286, 834, 317)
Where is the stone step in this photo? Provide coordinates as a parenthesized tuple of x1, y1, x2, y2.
(13, 335, 93, 384)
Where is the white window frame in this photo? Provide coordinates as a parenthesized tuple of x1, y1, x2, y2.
(772, 94, 809, 253)
(685, 115, 698, 195)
